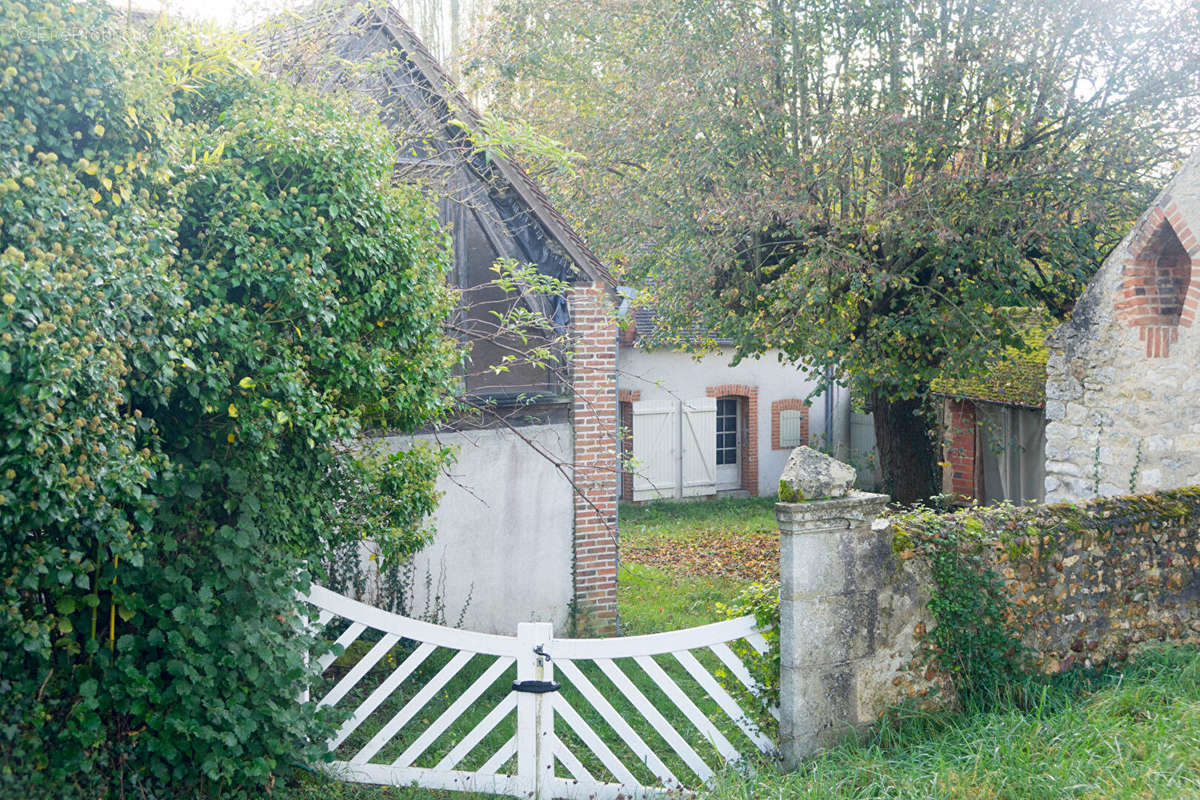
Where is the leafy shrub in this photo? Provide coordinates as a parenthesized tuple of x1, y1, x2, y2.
(720, 580, 781, 717)
(0, 2, 457, 796)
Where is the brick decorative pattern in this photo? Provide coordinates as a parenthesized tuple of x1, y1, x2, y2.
(705, 384, 759, 496)
(1114, 196, 1200, 357)
(617, 390, 640, 502)
(570, 283, 619, 632)
(942, 398, 977, 500)
(770, 398, 810, 450)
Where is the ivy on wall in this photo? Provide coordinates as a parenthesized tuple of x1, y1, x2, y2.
(894, 487, 1200, 706)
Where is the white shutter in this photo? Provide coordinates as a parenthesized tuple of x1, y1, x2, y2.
(631, 402, 679, 501)
(680, 398, 717, 497)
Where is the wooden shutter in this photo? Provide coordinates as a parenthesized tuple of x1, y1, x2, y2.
(680, 398, 717, 497)
(631, 402, 679, 501)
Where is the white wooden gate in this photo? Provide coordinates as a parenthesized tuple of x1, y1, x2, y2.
(631, 398, 717, 501)
(303, 585, 775, 799)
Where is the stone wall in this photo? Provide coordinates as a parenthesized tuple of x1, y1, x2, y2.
(1044, 151, 1200, 502)
(895, 489, 1200, 674)
(777, 486, 1200, 763)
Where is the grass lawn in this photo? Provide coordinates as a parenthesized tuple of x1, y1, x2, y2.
(704, 645, 1200, 800)
(617, 495, 778, 635)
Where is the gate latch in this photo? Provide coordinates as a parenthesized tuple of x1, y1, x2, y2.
(511, 680, 560, 694)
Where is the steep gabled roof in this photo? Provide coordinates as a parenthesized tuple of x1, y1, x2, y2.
(259, 0, 613, 289)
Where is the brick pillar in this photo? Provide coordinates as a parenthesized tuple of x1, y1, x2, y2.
(942, 398, 977, 500)
(570, 283, 618, 633)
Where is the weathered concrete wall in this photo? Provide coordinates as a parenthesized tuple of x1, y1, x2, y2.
(776, 493, 934, 764)
(1045, 151, 1200, 502)
(377, 423, 575, 634)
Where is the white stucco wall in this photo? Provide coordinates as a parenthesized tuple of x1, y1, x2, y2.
(377, 423, 575, 634)
(1045, 151, 1200, 502)
(619, 346, 870, 495)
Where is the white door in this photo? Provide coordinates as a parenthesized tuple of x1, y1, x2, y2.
(715, 396, 741, 490)
(680, 398, 717, 497)
(631, 402, 678, 501)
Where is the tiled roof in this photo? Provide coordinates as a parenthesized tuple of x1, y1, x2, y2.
(625, 303, 731, 349)
(931, 310, 1051, 408)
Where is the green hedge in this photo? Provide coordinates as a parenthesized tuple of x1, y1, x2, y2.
(0, 3, 457, 796)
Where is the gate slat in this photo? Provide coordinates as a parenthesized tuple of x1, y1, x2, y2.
(708, 642, 780, 722)
(633, 655, 740, 763)
(553, 659, 679, 788)
(478, 735, 517, 775)
(708, 642, 759, 694)
(744, 632, 770, 654)
(352, 650, 475, 764)
(594, 658, 713, 781)
(330, 641, 438, 750)
(392, 656, 515, 768)
(318, 622, 367, 671)
(435, 693, 517, 771)
(319, 633, 401, 709)
(552, 736, 594, 783)
(551, 694, 639, 786)
(673, 649, 773, 753)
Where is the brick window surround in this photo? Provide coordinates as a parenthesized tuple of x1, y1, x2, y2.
(942, 398, 978, 500)
(617, 389, 640, 502)
(705, 384, 759, 496)
(1114, 197, 1200, 358)
(570, 283, 619, 633)
(770, 399, 810, 450)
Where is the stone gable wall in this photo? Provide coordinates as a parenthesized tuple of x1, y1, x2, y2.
(1045, 151, 1200, 503)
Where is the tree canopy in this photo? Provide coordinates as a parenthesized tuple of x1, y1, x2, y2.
(475, 0, 1200, 500)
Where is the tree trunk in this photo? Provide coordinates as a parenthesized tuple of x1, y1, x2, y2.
(871, 391, 938, 505)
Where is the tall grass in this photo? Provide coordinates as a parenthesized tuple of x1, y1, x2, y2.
(701, 645, 1200, 800)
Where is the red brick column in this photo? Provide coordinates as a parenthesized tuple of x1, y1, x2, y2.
(706, 383, 759, 496)
(942, 398, 977, 500)
(570, 283, 619, 632)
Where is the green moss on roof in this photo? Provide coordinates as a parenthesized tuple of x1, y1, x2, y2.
(931, 311, 1051, 408)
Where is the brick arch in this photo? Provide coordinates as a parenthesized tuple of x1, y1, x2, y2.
(705, 384, 759, 495)
(1115, 197, 1200, 357)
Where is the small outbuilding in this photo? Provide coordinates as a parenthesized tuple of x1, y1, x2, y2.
(933, 313, 1050, 506)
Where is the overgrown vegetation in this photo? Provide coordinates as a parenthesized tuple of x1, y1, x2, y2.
(0, 3, 456, 796)
(701, 645, 1200, 800)
(894, 507, 1031, 704)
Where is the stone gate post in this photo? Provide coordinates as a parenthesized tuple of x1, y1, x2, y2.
(773, 447, 895, 765)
